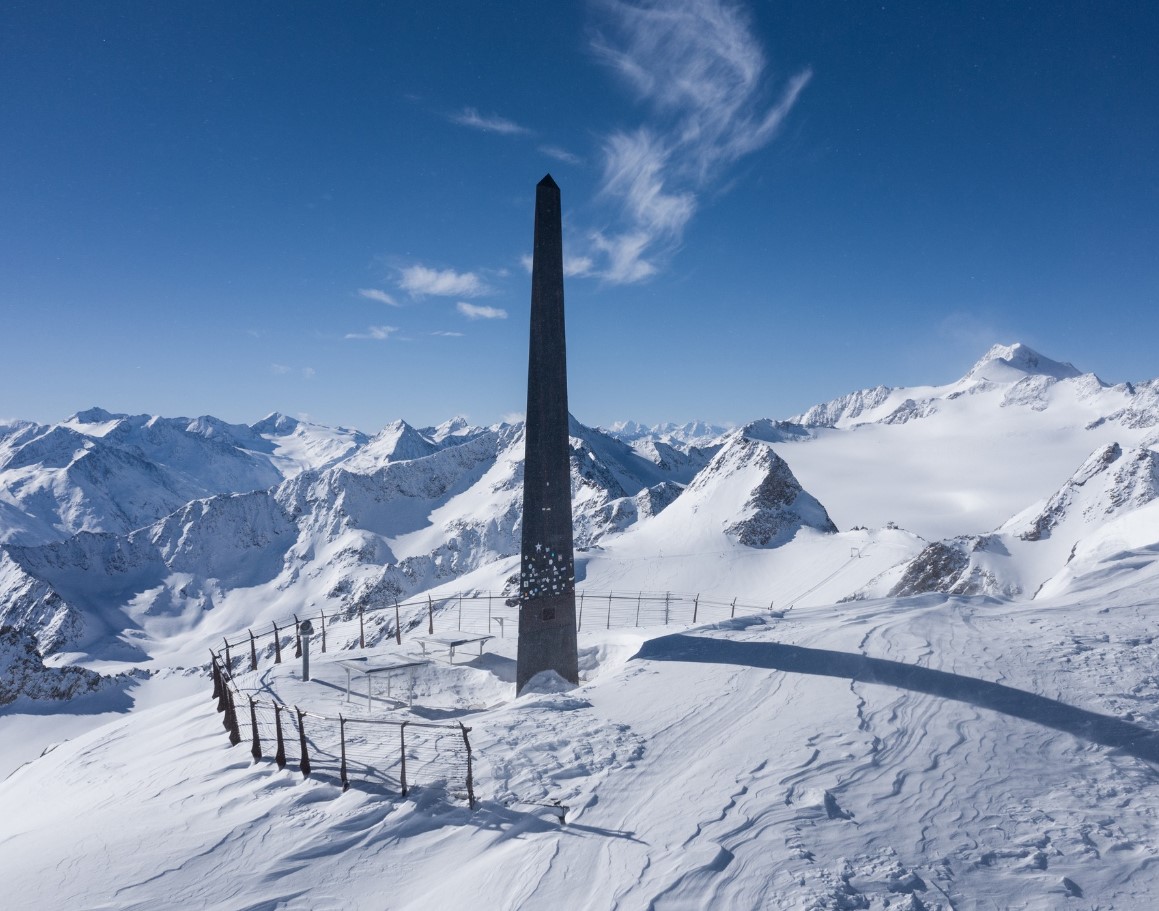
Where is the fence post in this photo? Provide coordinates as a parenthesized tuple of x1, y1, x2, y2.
(248, 630, 258, 671)
(399, 721, 409, 797)
(665, 592, 670, 625)
(225, 687, 241, 745)
(731, 597, 737, 618)
(359, 607, 365, 649)
(272, 622, 282, 664)
(320, 608, 327, 653)
(693, 594, 699, 624)
(296, 707, 311, 777)
(274, 704, 286, 769)
(222, 637, 232, 672)
(339, 715, 349, 792)
(215, 657, 229, 715)
(427, 596, 434, 635)
(578, 591, 584, 631)
(395, 600, 403, 645)
(458, 592, 463, 631)
(487, 592, 492, 633)
(607, 591, 613, 629)
(294, 615, 302, 658)
(249, 697, 262, 760)
(460, 723, 476, 810)
(635, 592, 642, 627)
(211, 651, 222, 704)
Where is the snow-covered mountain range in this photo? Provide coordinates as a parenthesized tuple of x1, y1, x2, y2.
(4, 341, 1159, 671)
(6, 341, 1159, 909)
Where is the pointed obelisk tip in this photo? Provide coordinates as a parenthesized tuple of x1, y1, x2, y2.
(537, 173, 558, 190)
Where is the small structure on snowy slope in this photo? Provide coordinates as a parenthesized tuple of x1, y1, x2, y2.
(516, 175, 579, 693)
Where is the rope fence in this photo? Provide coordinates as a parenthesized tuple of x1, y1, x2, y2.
(213, 589, 780, 678)
(210, 652, 475, 804)
(206, 589, 780, 806)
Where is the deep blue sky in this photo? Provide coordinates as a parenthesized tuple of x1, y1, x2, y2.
(2, 1, 1156, 432)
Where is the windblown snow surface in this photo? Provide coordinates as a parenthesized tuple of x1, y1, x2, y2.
(5, 343, 1159, 909)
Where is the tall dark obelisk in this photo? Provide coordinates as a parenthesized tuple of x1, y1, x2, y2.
(516, 174, 579, 693)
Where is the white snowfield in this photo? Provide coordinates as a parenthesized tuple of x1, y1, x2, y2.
(3, 341, 1159, 909)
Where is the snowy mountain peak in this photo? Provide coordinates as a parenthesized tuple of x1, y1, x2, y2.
(250, 412, 300, 434)
(964, 342, 1083, 384)
(1010, 442, 1159, 542)
(69, 407, 122, 424)
(690, 434, 837, 547)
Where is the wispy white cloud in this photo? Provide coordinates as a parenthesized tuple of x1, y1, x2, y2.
(302, 366, 316, 379)
(271, 363, 292, 375)
(540, 144, 584, 166)
(519, 252, 597, 277)
(432, 330, 466, 337)
(565, 254, 596, 277)
(399, 264, 489, 298)
(358, 288, 400, 307)
(451, 107, 531, 136)
(345, 325, 399, 340)
(586, 0, 811, 283)
(457, 302, 508, 320)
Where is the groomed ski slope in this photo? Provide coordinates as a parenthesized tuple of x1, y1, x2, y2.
(5, 544, 1159, 910)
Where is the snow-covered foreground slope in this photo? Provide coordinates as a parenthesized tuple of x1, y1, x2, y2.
(5, 340, 1159, 908)
(6, 557, 1159, 910)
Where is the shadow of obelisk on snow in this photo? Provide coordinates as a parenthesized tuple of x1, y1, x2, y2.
(516, 175, 579, 694)
(635, 634, 1159, 764)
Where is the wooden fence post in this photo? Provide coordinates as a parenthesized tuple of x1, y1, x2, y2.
(457, 592, 463, 631)
(427, 596, 434, 635)
(320, 608, 327, 653)
(359, 607, 365, 649)
(249, 697, 262, 761)
(222, 637, 232, 672)
(578, 591, 584, 630)
(460, 723, 476, 810)
(249, 630, 258, 671)
(635, 592, 642, 626)
(294, 615, 302, 658)
(693, 594, 700, 624)
(296, 707, 311, 777)
(607, 591, 613, 629)
(225, 687, 241, 746)
(274, 704, 286, 769)
(730, 597, 737, 618)
(664, 592, 670, 625)
(395, 600, 402, 645)
(272, 622, 282, 664)
(211, 651, 222, 704)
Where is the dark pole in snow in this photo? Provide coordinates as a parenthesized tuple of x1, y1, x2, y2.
(339, 715, 349, 791)
(225, 687, 241, 745)
(274, 705, 286, 769)
(296, 707, 311, 777)
(249, 697, 262, 761)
